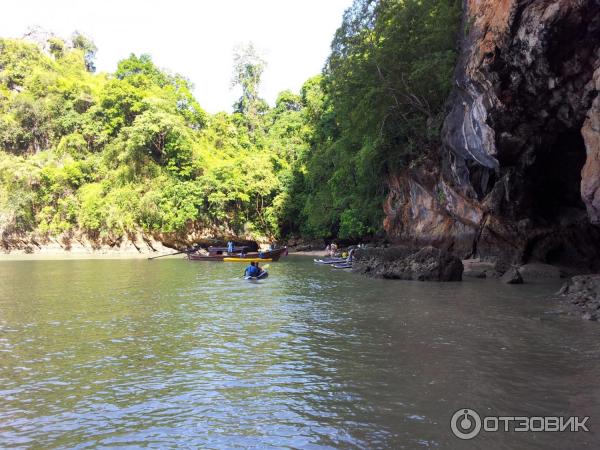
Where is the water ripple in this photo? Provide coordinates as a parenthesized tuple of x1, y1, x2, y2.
(0, 258, 599, 448)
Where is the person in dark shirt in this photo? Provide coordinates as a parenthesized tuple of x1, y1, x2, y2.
(245, 262, 260, 277)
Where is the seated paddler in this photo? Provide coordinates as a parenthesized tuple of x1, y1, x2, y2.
(245, 261, 260, 277)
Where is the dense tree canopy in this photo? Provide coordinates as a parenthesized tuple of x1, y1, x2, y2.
(282, 0, 461, 239)
(0, 0, 461, 244)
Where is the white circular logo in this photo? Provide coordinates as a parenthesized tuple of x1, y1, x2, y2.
(451, 408, 482, 439)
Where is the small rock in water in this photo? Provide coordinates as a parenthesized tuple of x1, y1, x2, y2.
(501, 267, 524, 284)
(582, 312, 597, 321)
(557, 283, 569, 295)
(518, 262, 563, 280)
(464, 269, 487, 278)
(352, 245, 463, 282)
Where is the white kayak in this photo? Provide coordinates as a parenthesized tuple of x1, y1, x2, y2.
(314, 258, 346, 264)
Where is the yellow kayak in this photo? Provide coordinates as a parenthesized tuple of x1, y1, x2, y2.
(223, 257, 273, 263)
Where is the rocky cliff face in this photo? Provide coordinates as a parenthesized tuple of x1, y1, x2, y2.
(385, 0, 600, 270)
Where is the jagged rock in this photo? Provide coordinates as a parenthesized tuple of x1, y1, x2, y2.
(501, 268, 524, 284)
(293, 245, 312, 252)
(518, 262, 563, 280)
(463, 258, 496, 278)
(384, 170, 486, 258)
(352, 246, 463, 282)
(557, 274, 600, 321)
(0, 228, 260, 255)
(286, 238, 326, 252)
(581, 67, 600, 224)
(0, 231, 177, 256)
(384, 0, 600, 272)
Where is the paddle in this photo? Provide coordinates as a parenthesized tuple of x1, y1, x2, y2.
(147, 245, 199, 260)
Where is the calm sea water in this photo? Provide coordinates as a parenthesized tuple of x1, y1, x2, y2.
(1, 256, 599, 449)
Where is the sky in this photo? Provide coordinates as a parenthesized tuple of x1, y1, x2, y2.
(0, 0, 353, 113)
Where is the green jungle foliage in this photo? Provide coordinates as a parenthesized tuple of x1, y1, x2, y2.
(283, 0, 462, 239)
(0, 0, 461, 242)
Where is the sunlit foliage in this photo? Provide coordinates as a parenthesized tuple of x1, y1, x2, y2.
(0, 0, 461, 243)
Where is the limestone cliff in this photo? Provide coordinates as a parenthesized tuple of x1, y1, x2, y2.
(385, 0, 600, 270)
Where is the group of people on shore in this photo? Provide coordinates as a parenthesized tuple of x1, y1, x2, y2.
(325, 243, 338, 257)
(326, 243, 366, 256)
(325, 242, 366, 263)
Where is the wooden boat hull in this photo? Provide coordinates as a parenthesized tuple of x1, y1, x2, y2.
(255, 247, 287, 261)
(187, 246, 287, 262)
(187, 254, 227, 261)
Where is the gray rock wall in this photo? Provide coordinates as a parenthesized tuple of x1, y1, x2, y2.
(385, 0, 600, 271)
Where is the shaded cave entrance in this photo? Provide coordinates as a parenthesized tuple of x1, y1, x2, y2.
(522, 127, 600, 269)
(528, 129, 587, 224)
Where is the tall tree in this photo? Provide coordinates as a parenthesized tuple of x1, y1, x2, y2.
(231, 42, 267, 133)
(71, 31, 97, 72)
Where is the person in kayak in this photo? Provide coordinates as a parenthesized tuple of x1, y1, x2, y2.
(255, 262, 264, 276)
(245, 262, 261, 278)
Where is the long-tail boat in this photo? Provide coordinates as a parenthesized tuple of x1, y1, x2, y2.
(187, 246, 288, 261)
